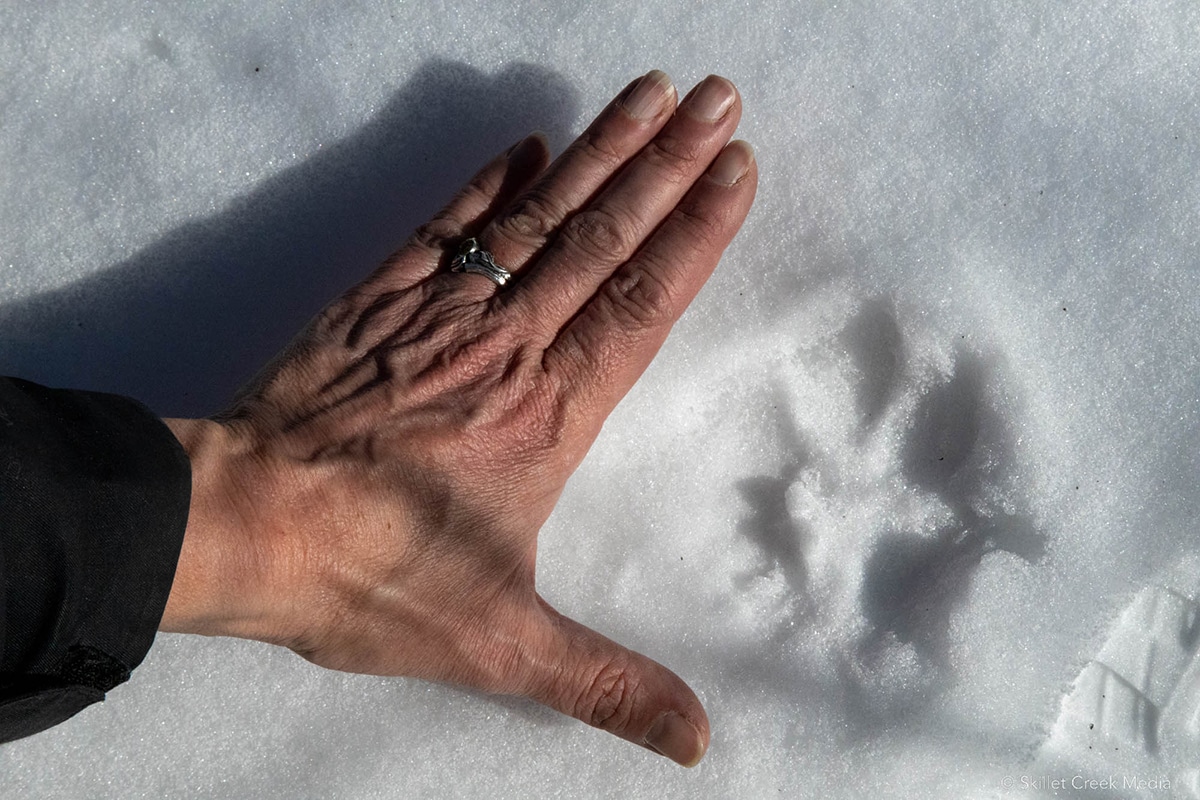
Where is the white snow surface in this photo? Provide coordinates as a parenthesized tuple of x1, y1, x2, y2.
(2, 2, 1199, 798)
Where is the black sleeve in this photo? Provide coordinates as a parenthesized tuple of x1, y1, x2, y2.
(0, 377, 191, 744)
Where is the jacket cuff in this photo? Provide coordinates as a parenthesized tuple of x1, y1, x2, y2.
(0, 377, 191, 743)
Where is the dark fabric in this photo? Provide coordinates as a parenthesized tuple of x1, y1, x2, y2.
(0, 377, 191, 743)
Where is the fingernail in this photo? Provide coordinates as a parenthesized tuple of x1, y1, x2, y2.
(683, 75, 736, 122)
(645, 711, 705, 767)
(623, 70, 674, 120)
(708, 140, 754, 185)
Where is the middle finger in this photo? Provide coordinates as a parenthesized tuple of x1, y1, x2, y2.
(477, 70, 678, 275)
(503, 75, 741, 334)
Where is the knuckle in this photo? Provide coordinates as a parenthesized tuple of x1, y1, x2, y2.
(408, 214, 462, 252)
(575, 660, 638, 732)
(409, 321, 519, 389)
(311, 293, 363, 342)
(515, 381, 569, 452)
(549, 325, 594, 380)
(673, 198, 731, 248)
(562, 207, 637, 263)
(494, 191, 561, 247)
(451, 176, 494, 216)
(643, 132, 705, 176)
(604, 266, 674, 327)
(571, 128, 626, 173)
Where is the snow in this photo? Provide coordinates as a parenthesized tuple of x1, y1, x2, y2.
(2, 1, 1199, 797)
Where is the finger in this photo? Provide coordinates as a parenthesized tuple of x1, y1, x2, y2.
(545, 140, 757, 443)
(476, 70, 677, 274)
(363, 132, 551, 295)
(520, 598, 710, 767)
(504, 75, 742, 332)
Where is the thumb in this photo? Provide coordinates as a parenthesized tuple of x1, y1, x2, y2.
(520, 596, 710, 767)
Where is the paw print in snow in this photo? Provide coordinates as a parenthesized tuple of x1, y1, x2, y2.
(736, 296, 1046, 670)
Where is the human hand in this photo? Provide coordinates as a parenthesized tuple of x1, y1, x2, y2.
(161, 70, 757, 766)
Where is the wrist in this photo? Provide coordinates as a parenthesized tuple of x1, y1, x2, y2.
(159, 417, 280, 642)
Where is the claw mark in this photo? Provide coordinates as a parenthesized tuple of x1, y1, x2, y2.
(735, 389, 811, 592)
(862, 352, 1045, 663)
(841, 297, 903, 431)
(736, 465, 809, 591)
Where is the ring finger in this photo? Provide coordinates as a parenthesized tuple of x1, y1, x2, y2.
(475, 70, 677, 276)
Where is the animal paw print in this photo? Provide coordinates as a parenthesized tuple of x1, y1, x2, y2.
(736, 296, 1046, 669)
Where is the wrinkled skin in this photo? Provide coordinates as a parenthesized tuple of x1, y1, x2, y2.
(161, 71, 757, 766)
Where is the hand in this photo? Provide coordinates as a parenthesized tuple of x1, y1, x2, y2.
(161, 70, 757, 767)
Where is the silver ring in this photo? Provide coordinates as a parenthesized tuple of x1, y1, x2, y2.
(450, 238, 512, 287)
